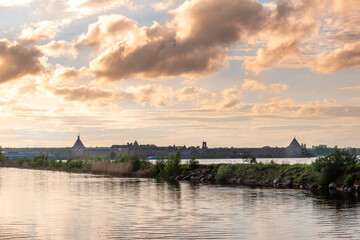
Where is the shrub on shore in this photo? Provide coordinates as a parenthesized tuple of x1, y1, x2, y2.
(153, 157, 166, 175)
(312, 149, 359, 186)
(188, 157, 200, 170)
(215, 164, 234, 182)
(164, 152, 181, 177)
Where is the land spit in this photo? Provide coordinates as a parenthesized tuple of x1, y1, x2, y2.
(1, 158, 360, 194)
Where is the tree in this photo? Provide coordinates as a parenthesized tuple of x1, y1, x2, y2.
(312, 149, 359, 185)
(110, 151, 117, 160)
(242, 154, 257, 164)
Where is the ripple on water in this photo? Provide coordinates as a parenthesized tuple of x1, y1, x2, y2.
(1, 168, 360, 239)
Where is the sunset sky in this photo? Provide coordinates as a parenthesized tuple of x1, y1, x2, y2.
(0, 0, 360, 148)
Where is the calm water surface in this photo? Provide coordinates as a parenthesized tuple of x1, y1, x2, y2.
(180, 157, 317, 165)
(1, 168, 360, 239)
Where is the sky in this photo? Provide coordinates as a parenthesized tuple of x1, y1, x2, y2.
(0, 0, 360, 148)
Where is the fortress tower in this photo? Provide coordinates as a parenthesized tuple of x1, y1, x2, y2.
(71, 134, 86, 159)
(286, 137, 302, 157)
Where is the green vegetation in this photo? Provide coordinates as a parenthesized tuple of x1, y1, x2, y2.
(213, 150, 360, 188)
(164, 152, 181, 177)
(215, 165, 234, 181)
(153, 157, 166, 175)
(2, 148, 360, 190)
(312, 149, 359, 186)
(0, 146, 8, 163)
(188, 156, 200, 170)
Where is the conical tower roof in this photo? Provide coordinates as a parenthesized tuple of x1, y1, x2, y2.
(73, 135, 85, 148)
(288, 137, 301, 148)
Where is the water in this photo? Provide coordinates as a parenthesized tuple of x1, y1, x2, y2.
(1, 168, 360, 239)
(182, 157, 317, 165)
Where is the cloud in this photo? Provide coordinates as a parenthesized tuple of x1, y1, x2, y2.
(268, 83, 288, 94)
(152, 0, 175, 11)
(38, 40, 78, 58)
(89, 0, 267, 81)
(77, 14, 143, 51)
(173, 0, 267, 45)
(53, 85, 115, 102)
(242, 79, 266, 91)
(118, 84, 174, 106)
(49, 65, 89, 85)
(241, 79, 288, 100)
(0, 40, 42, 84)
(82, 0, 360, 80)
(244, 40, 299, 73)
(339, 86, 360, 90)
(176, 86, 216, 107)
(66, 0, 133, 15)
(0, 0, 32, 7)
(220, 87, 241, 109)
(312, 42, 360, 73)
(19, 21, 59, 42)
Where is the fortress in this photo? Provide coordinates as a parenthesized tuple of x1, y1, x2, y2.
(71, 135, 305, 159)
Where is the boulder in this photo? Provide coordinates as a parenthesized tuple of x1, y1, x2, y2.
(175, 175, 183, 181)
(183, 175, 191, 181)
(207, 174, 214, 181)
(328, 183, 336, 190)
(249, 180, 257, 185)
(273, 179, 280, 185)
(284, 177, 294, 187)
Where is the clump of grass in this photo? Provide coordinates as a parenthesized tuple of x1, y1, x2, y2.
(215, 164, 234, 182)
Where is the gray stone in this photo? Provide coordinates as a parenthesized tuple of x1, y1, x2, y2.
(249, 180, 257, 185)
(329, 183, 336, 190)
(175, 175, 183, 181)
(284, 177, 294, 187)
(207, 174, 214, 180)
(273, 179, 280, 185)
(183, 175, 191, 181)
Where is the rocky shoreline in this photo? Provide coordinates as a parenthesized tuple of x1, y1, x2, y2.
(172, 168, 360, 193)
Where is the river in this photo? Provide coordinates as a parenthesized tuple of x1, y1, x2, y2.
(179, 157, 318, 165)
(1, 168, 360, 239)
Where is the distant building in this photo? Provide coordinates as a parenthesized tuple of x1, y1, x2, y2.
(70, 135, 86, 159)
(70, 135, 306, 159)
(4, 151, 55, 160)
(286, 138, 303, 157)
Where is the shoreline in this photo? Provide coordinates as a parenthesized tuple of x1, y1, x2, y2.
(1, 159, 360, 194)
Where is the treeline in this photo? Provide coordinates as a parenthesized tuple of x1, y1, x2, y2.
(308, 146, 359, 157)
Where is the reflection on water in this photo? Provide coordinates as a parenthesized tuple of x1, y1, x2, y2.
(1, 168, 360, 239)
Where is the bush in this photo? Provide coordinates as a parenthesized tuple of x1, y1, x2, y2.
(55, 160, 63, 168)
(131, 154, 142, 172)
(242, 154, 257, 164)
(140, 160, 152, 170)
(154, 157, 166, 175)
(188, 157, 200, 170)
(215, 164, 234, 182)
(312, 149, 359, 186)
(164, 152, 181, 177)
(115, 154, 129, 163)
(344, 173, 357, 187)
